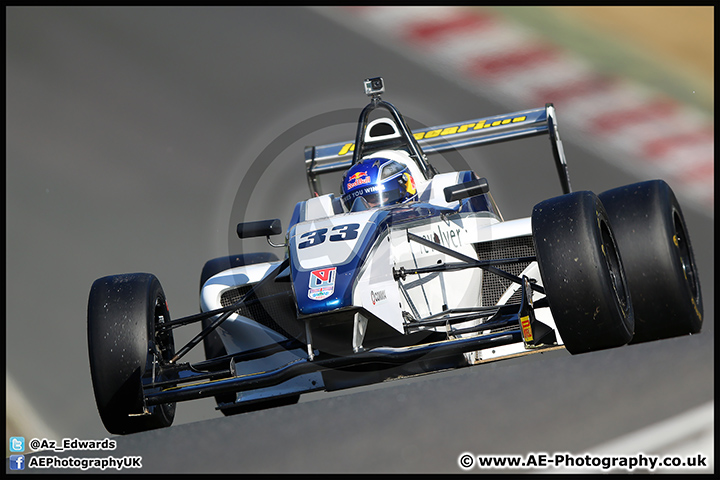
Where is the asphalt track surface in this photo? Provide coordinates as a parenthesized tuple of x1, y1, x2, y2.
(6, 7, 714, 473)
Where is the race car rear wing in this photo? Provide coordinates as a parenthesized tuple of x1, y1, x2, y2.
(304, 103, 571, 197)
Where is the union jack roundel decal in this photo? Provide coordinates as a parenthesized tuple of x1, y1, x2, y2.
(308, 267, 336, 300)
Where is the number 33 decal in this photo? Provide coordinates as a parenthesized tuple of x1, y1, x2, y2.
(298, 223, 360, 249)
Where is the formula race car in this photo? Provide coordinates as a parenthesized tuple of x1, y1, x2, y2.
(88, 77, 703, 434)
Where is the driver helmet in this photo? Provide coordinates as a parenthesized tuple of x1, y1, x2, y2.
(341, 153, 417, 210)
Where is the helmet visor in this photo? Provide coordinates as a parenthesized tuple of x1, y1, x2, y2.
(361, 186, 406, 207)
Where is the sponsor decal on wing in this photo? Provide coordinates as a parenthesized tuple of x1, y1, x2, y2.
(520, 315, 534, 343)
(335, 115, 529, 156)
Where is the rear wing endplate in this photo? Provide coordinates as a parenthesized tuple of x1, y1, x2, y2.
(305, 103, 570, 196)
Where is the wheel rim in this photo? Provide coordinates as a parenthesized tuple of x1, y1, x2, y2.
(149, 297, 175, 388)
(673, 211, 700, 302)
(149, 296, 176, 419)
(153, 297, 174, 364)
(600, 218, 630, 317)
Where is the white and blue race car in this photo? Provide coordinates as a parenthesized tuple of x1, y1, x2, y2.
(87, 77, 703, 434)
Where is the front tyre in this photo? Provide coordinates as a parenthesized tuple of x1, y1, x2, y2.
(599, 180, 703, 343)
(532, 191, 634, 354)
(87, 273, 176, 434)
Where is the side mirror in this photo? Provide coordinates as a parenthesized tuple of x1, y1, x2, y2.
(444, 177, 490, 203)
(236, 219, 282, 239)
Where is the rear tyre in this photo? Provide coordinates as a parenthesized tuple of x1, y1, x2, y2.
(599, 180, 703, 343)
(532, 191, 634, 354)
(88, 273, 176, 434)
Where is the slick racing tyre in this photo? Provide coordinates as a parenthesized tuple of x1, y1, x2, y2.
(532, 191, 634, 354)
(87, 273, 176, 434)
(599, 180, 703, 343)
(198, 252, 299, 416)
